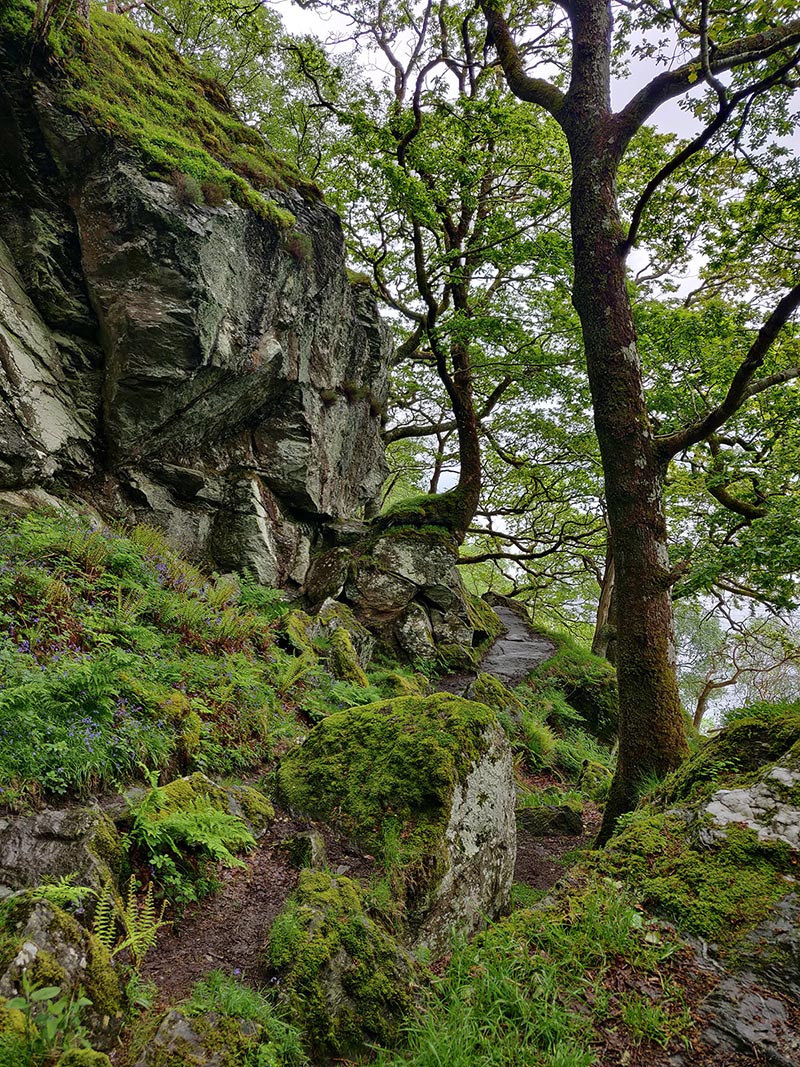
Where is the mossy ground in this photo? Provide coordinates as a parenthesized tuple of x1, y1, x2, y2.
(1, 0, 318, 226)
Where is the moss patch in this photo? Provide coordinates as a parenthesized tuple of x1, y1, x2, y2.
(268, 871, 416, 1060)
(653, 705, 800, 807)
(595, 811, 795, 943)
(276, 694, 496, 910)
(524, 631, 618, 742)
(372, 490, 468, 537)
(3, 0, 318, 226)
(326, 629, 369, 687)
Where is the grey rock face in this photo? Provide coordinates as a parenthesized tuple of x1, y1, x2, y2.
(0, 74, 390, 587)
(0, 807, 122, 895)
(413, 722, 516, 955)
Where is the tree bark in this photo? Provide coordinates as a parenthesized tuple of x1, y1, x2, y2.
(560, 0, 688, 843)
(591, 548, 616, 664)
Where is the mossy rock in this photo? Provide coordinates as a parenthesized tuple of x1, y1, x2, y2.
(465, 595, 505, 647)
(516, 803, 582, 836)
(276, 693, 495, 859)
(470, 674, 524, 717)
(0, 807, 123, 895)
(131, 1008, 261, 1067)
(326, 628, 369, 686)
(526, 634, 618, 742)
(653, 704, 800, 807)
(276, 694, 500, 912)
(267, 870, 417, 1060)
(56, 1051, 113, 1067)
(280, 610, 317, 656)
(146, 772, 274, 838)
(0, 900, 123, 1050)
(372, 490, 466, 536)
(311, 598, 375, 668)
(594, 811, 796, 944)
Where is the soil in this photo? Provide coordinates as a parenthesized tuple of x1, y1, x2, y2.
(139, 814, 376, 1006)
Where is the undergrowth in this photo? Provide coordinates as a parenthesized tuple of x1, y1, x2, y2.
(375, 874, 692, 1067)
(0, 510, 318, 805)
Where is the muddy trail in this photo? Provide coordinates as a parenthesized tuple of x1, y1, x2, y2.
(140, 814, 377, 1005)
(140, 602, 570, 1006)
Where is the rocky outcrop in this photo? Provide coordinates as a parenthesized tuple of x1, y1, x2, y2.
(0, 807, 122, 895)
(600, 710, 800, 1067)
(276, 693, 516, 954)
(304, 527, 504, 664)
(0, 67, 390, 588)
(0, 899, 123, 1050)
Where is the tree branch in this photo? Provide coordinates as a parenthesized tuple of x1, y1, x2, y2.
(657, 283, 800, 459)
(480, 3, 565, 117)
(615, 19, 800, 149)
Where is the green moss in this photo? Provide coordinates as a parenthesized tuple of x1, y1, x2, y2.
(595, 811, 795, 942)
(525, 631, 619, 742)
(465, 594, 504, 646)
(281, 610, 316, 655)
(276, 694, 495, 910)
(326, 629, 369, 687)
(56, 1048, 113, 1066)
(28, 947, 67, 988)
(268, 871, 415, 1060)
(372, 490, 467, 536)
(471, 673, 523, 716)
(86, 814, 124, 888)
(653, 706, 800, 807)
(4, 1, 318, 227)
(83, 936, 122, 1022)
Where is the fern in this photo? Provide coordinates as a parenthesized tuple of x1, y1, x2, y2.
(92, 877, 168, 966)
(92, 888, 117, 953)
(30, 874, 94, 911)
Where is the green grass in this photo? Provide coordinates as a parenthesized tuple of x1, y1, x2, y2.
(374, 874, 692, 1067)
(0, 511, 319, 804)
(2, 0, 319, 226)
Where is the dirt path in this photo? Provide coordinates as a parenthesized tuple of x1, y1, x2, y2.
(140, 814, 375, 1004)
(139, 609, 566, 1004)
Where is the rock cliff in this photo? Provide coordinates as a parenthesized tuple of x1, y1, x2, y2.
(0, 42, 390, 588)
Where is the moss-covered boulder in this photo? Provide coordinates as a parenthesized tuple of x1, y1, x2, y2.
(0, 899, 123, 1050)
(276, 694, 516, 951)
(0, 807, 122, 896)
(139, 772, 274, 840)
(525, 633, 618, 742)
(267, 871, 417, 1060)
(591, 707, 800, 1065)
(653, 702, 800, 807)
(131, 1009, 260, 1067)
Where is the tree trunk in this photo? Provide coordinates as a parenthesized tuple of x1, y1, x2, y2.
(562, 0, 688, 844)
(591, 546, 616, 664)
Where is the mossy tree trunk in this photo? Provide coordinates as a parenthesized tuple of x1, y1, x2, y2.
(559, 0, 688, 842)
(483, 0, 800, 838)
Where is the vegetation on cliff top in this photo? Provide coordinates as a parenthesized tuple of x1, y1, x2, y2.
(0, 0, 318, 224)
